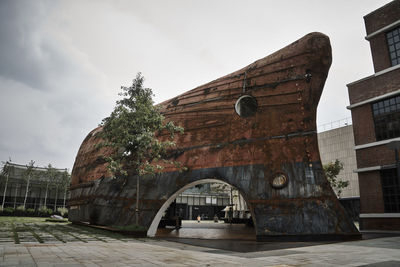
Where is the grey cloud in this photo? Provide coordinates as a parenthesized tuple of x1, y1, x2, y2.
(0, 0, 82, 92)
(0, 1, 111, 169)
(0, 0, 391, 170)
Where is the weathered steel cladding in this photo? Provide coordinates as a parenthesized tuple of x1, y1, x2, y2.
(69, 32, 360, 240)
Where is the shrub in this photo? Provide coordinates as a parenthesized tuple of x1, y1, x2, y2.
(38, 206, 53, 216)
(39, 206, 47, 212)
(57, 207, 68, 217)
(2, 207, 14, 214)
(26, 208, 35, 214)
(16, 205, 25, 212)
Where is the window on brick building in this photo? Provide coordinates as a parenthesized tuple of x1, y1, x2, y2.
(380, 168, 400, 213)
(372, 96, 400, 141)
(387, 26, 400, 66)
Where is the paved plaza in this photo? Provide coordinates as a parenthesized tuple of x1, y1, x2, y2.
(0, 217, 399, 266)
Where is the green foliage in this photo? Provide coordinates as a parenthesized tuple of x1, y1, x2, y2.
(39, 206, 48, 213)
(22, 160, 36, 209)
(59, 171, 71, 189)
(323, 159, 349, 197)
(57, 207, 68, 217)
(1, 160, 14, 178)
(16, 205, 25, 212)
(39, 206, 53, 215)
(26, 208, 35, 214)
(99, 73, 184, 178)
(2, 207, 14, 214)
(44, 163, 57, 185)
(23, 160, 36, 180)
(1, 160, 14, 210)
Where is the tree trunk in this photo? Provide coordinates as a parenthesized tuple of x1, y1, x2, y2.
(13, 186, 18, 209)
(23, 175, 30, 210)
(54, 186, 58, 211)
(44, 182, 49, 208)
(1, 172, 9, 210)
(63, 187, 67, 209)
(135, 176, 139, 225)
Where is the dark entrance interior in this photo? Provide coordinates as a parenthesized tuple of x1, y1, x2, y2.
(156, 182, 255, 240)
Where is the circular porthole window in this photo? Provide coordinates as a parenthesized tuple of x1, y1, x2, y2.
(270, 173, 288, 189)
(235, 95, 258, 117)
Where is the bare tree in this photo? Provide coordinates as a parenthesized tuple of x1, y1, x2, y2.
(1, 159, 14, 210)
(52, 171, 61, 211)
(22, 160, 36, 210)
(43, 164, 57, 209)
(60, 170, 70, 209)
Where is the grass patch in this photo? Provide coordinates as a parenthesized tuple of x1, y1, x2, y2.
(10, 222, 19, 244)
(0, 216, 47, 223)
(59, 224, 106, 242)
(0, 216, 148, 243)
(35, 223, 66, 243)
(53, 225, 88, 243)
(14, 226, 30, 232)
(69, 224, 127, 241)
(23, 223, 44, 243)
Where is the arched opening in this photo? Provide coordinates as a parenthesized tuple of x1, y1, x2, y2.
(147, 179, 255, 238)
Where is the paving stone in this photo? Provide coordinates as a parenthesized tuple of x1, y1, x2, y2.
(1, 219, 400, 266)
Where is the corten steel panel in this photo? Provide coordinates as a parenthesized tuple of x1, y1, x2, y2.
(69, 32, 360, 241)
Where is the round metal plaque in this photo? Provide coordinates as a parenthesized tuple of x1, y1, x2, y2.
(271, 173, 288, 189)
(235, 95, 258, 117)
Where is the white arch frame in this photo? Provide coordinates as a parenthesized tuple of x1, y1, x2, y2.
(147, 178, 239, 237)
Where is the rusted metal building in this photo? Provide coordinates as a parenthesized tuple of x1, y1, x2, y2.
(70, 32, 360, 241)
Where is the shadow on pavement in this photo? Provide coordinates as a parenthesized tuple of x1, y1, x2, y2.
(156, 221, 400, 253)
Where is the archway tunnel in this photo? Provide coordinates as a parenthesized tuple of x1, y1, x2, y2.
(148, 179, 255, 239)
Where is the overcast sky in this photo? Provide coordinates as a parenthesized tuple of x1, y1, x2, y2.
(0, 0, 392, 170)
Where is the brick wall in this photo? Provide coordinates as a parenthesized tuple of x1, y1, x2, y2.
(351, 105, 376, 145)
(364, 0, 400, 72)
(347, 68, 400, 105)
(361, 217, 400, 230)
(364, 0, 400, 35)
(369, 33, 391, 72)
(356, 146, 396, 169)
(358, 171, 384, 213)
(348, 0, 400, 231)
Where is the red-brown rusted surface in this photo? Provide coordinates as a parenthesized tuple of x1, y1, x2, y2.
(72, 33, 328, 185)
(69, 32, 361, 241)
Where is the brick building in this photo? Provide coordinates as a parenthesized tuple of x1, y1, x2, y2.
(347, 0, 400, 230)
